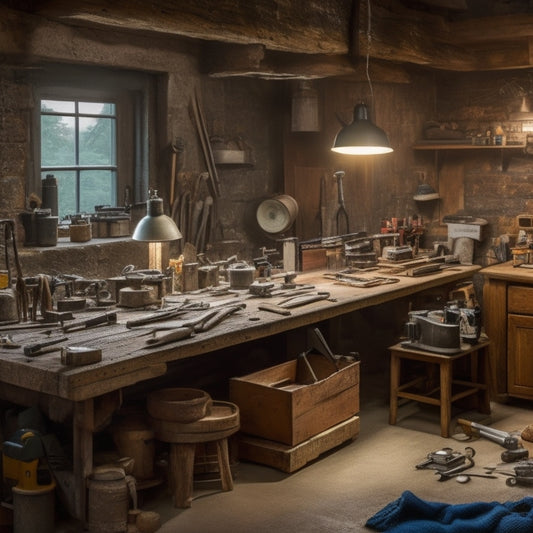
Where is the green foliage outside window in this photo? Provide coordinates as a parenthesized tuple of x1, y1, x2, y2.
(41, 100, 117, 219)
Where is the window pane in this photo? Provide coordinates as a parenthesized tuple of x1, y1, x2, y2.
(79, 102, 116, 115)
(80, 170, 116, 212)
(43, 170, 77, 220)
(41, 100, 75, 113)
(79, 117, 116, 166)
(41, 115, 75, 166)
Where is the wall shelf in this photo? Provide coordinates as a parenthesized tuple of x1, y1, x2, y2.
(413, 142, 525, 150)
(413, 142, 527, 171)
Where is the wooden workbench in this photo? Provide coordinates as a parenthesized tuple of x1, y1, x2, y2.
(0, 264, 479, 520)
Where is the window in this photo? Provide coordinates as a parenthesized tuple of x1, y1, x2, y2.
(40, 99, 117, 218)
(31, 65, 155, 220)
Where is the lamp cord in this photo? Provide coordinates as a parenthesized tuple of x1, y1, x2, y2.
(365, 0, 374, 105)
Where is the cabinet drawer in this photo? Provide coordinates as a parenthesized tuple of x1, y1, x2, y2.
(508, 285, 533, 314)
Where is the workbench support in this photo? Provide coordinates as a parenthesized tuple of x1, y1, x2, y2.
(73, 399, 94, 522)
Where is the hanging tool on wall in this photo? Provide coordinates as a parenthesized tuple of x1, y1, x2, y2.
(191, 89, 221, 199)
(1, 219, 28, 323)
(334, 170, 350, 235)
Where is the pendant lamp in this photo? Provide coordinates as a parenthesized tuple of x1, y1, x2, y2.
(331, 103, 393, 155)
(331, 0, 393, 156)
(132, 190, 182, 271)
(132, 190, 182, 242)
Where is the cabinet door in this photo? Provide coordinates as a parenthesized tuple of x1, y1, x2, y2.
(508, 314, 533, 399)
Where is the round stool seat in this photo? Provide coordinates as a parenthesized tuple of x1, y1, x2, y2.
(150, 401, 239, 443)
(150, 401, 240, 508)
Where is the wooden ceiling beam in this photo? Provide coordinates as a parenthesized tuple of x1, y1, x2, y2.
(205, 43, 412, 82)
(4, 0, 533, 73)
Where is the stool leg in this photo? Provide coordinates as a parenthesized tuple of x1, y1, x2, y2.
(389, 352, 400, 425)
(440, 360, 452, 438)
(170, 443, 196, 508)
(216, 438, 233, 491)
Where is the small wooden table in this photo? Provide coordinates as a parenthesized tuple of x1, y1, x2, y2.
(389, 339, 491, 437)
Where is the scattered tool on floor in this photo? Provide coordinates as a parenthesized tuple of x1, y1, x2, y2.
(506, 459, 533, 486)
(457, 418, 529, 462)
(435, 447, 476, 481)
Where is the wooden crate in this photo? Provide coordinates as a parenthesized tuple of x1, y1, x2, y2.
(229, 354, 359, 446)
(237, 416, 359, 473)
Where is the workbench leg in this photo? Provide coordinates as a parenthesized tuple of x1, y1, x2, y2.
(440, 361, 452, 438)
(389, 352, 400, 425)
(170, 443, 196, 508)
(73, 399, 94, 523)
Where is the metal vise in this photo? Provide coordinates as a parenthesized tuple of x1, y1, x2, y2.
(442, 215, 487, 265)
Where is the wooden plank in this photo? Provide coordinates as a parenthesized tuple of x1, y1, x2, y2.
(237, 416, 360, 473)
(439, 162, 464, 222)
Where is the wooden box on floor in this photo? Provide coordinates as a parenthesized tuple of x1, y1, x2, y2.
(238, 416, 360, 473)
(229, 354, 360, 446)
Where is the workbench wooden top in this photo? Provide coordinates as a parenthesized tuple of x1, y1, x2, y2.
(481, 260, 533, 283)
(0, 265, 480, 402)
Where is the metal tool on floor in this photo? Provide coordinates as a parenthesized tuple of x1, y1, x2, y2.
(334, 170, 349, 235)
(457, 418, 529, 462)
(436, 447, 476, 481)
(416, 447, 467, 471)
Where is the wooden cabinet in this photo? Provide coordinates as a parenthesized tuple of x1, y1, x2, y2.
(482, 263, 533, 400)
(507, 285, 533, 398)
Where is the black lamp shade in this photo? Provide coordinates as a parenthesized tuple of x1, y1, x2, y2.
(332, 103, 393, 155)
(132, 194, 182, 242)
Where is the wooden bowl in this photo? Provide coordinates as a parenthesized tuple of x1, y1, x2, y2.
(147, 388, 211, 423)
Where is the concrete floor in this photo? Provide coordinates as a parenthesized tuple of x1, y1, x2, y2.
(49, 371, 533, 532)
(133, 376, 533, 533)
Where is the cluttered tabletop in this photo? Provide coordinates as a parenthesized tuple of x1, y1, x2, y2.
(0, 262, 480, 402)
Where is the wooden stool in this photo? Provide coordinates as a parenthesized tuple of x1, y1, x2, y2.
(150, 401, 239, 508)
(389, 340, 491, 438)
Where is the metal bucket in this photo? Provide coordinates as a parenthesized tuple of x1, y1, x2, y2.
(13, 485, 55, 533)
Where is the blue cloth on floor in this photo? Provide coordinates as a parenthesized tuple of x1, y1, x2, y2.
(365, 490, 533, 532)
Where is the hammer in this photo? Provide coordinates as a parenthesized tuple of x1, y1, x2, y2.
(24, 336, 69, 356)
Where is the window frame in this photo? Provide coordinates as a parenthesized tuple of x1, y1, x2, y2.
(30, 64, 154, 216)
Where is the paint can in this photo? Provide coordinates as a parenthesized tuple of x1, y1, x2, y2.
(13, 485, 55, 533)
(35, 209, 58, 247)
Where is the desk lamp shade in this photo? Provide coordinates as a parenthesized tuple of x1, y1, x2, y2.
(332, 103, 393, 155)
(132, 191, 182, 242)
